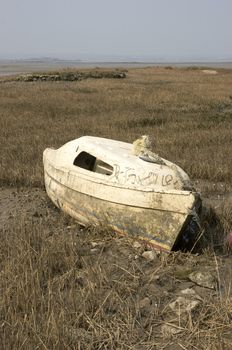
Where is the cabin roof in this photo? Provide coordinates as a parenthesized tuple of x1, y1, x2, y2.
(58, 135, 166, 172)
(44, 136, 192, 191)
(77, 136, 135, 162)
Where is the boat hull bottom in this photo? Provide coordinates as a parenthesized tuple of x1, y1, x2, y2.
(44, 174, 198, 251)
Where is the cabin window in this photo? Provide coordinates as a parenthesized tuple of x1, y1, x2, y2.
(94, 159, 113, 175)
(73, 151, 96, 171)
(73, 151, 113, 176)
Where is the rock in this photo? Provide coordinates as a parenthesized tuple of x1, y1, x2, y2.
(138, 297, 151, 309)
(202, 69, 217, 75)
(133, 241, 142, 249)
(90, 242, 98, 248)
(188, 271, 216, 289)
(168, 296, 200, 315)
(15, 70, 126, 83)
(180, 288, 202, 300)
(161, 324, 183, 336)
(112, 72, 126, 78)
(90, 248, 99, 254)
(24, 74, 33, 81)
(142, 250, 156, 261)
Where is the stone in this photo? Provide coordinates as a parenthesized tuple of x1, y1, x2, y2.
(138, 297, 151, 309)
(161, 324, 183, 336)
(142, 250, 156, 261)
(188, 271, 216, 289)
(90, 242, 98, 248)
(202, 69, 217, 75)
(168, 296, 200, 315)
(133, 241, 142, 249)
(180, 288, 202, 300)
(90, 248, 99, 254)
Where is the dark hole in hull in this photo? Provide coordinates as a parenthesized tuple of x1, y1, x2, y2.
(172, 200, 202, 252)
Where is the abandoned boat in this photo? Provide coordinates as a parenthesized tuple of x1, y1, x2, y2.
(43, 136, 202, 251)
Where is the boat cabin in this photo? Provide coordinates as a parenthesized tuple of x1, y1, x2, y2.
(47, 136, 191, 191)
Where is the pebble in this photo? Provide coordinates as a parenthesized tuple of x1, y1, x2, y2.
(90, 242, 99, 248)
(138, 297, 151, 309)
(180, 288, 202, 300)
(133, 241, 142, 249)
(90, 248, 99, 254)
(169, 296, 200, 315)
(161, 324, 183, 336)
(142, 250, 156, 261)
(188, 271, 216, 289)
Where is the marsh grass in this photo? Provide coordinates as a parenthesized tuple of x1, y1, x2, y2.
(1, 67, 232, 187)
(1, 214, 232, 350)
(1, 67, 232, 349)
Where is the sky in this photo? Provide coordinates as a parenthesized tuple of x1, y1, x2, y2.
(0, 0, 231, 61)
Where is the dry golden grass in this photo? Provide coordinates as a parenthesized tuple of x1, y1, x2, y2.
(1, 67, 232, 349)
(1, 212, 232, 350)
(0, 66, 232, 187)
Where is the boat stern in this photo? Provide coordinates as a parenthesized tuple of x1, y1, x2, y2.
(171, 192, 202, 251)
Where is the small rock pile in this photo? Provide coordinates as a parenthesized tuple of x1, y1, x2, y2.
(16, 70, 127, 82)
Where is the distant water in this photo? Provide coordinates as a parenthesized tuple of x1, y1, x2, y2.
(0, 59, 232, 76)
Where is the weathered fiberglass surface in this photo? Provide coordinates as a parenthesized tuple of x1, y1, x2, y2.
(43, 136, 201, 251)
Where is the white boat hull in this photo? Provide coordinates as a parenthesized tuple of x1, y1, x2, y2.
(43, 136, 202, 251)
(44, 166, 200, 251)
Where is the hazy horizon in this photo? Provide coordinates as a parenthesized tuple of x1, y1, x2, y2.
(1, 55, 232, 63)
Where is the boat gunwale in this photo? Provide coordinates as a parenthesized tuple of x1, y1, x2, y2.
(44, 167, 199, 214)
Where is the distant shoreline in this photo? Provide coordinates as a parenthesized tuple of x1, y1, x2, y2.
(0, 59, 232, 76)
